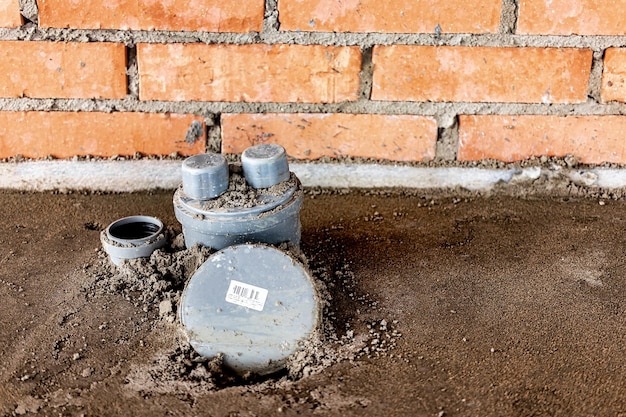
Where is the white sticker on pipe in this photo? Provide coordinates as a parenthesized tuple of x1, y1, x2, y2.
(225, 279, 268, 311)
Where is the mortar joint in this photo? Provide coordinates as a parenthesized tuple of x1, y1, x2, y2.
(263, 0, 280, 33)
(500, 0, 519, 35)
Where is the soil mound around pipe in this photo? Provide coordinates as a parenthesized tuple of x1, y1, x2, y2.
(83, 234, 400, 393)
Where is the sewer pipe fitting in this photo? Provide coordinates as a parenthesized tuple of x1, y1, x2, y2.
(100, 215, 167, 265)
(241, 143, 290, 188)
(182, 153, 229, 200)
(173, 144, 303, 250)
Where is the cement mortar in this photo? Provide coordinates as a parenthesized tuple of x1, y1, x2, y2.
(9, 159, 626, 199)
(499, 0, 518, 34)
(17, 0, 38, 24)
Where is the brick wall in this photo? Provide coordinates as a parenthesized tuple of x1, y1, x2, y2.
(1, 0, 626, 165)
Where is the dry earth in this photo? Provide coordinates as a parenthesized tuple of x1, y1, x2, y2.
(0, 189, 625, 416)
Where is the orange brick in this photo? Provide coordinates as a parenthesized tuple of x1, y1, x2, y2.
(38, 0, 263, 32)
(372, 46, 592, 103)
(221, 113, 437, 161)
(0, 112, 205, 158)
(0, 0, 22, 27)
(518, 0, 626, 35)
(279, 0, 501, 34)
(458, 115, 626, 164)
(138, 44, 361, 103)
(601, 48, 626, 103)
(0, 41, 126, 99)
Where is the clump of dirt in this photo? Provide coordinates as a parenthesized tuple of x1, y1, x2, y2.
(285, 329, 369, 379)
(83, 233, 400, 393)
(86, 230, 213, 309)
(191, 166, 299, 211)
(125, 338, 238, 395)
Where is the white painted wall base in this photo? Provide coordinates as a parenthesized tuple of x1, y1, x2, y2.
(0, 160, 625, 192)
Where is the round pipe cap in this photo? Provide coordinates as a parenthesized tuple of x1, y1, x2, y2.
(241, 144, 290, 189)
(182, 153, 229, 200)
(179, 243, 320, 375)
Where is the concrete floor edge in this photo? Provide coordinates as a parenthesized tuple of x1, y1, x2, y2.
(0, 160, 625, 191)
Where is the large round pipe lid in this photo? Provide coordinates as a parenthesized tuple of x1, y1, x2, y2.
(241, 144, 290, 188)
(179, 243, 320, 375)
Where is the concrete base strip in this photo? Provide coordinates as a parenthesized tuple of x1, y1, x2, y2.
(1, 160, 626, 191)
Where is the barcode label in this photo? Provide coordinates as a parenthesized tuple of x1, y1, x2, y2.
(225, 280, 268, 311)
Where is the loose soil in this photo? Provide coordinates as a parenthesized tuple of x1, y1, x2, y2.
(1, 189, 625, 416)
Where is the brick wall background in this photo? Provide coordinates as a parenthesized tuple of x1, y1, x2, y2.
(1, 0, 626, 166)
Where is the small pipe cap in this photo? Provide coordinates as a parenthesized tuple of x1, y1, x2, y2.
(182, 153, 229, 200)
(101, 215, 167, 266)
(241, 144, 290, 189)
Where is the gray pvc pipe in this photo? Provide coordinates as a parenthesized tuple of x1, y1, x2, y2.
(241, 144, 290, 189)
(182, 153, 229, 200)
(100, 215, 167, 265)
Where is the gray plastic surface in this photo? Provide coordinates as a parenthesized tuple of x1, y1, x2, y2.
(100, 215, 167, 266)
(173, 175, 303, 250)
(179, 244, 320, 375)
(242, 144, 290, 188)
(182, 153, 229, 200)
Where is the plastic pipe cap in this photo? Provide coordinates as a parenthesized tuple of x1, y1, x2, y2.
(182, 153, 229, 200)
(241, 144, 290, 189)
(179, 244, 320, 375)
(100, 215, 167, 266)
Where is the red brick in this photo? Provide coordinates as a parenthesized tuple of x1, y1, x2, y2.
(372, 46, 592, 103)
(0, 112, 205, 158)
(279, 0, 501, 34)
(518, 0, 626, 35)
(601, 48, 626, 103)
(138, 44, 361, 103)
(221, 113, 437, 161)
(0, 41, 126, 99)
(0, 0, 22, 27)
(38, 0, 263, 32)
(458, 115, 626, 164)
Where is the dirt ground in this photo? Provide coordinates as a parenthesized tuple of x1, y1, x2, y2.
(1, 188, 625, 416)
